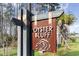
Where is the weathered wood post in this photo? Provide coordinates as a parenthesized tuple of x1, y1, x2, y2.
(22, 3, 32, 56)
(23, 4, 32, 56)
(11, 4, 32, 56)
(20, 9, 23, 56)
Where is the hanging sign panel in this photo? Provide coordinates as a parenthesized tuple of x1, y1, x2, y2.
(32, 18, 57, 53)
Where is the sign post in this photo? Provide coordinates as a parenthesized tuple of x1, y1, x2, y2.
(32, 10, 64, 55)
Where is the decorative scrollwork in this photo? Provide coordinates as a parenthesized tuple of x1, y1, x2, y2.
(35, 39, 50, 51)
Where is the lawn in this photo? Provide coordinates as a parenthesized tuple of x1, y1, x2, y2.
(0, 47, 17, 56)
(34, 38, 79, 56)
(57, 38, 79, 56)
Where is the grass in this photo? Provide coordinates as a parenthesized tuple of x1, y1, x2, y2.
(63, 39, 79, 56)
(0, 47, 17, 56)
(34, 51, 55, 56)
(34, 38, 79, 56)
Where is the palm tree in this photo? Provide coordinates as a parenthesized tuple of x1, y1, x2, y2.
(58, 13, 76, 25)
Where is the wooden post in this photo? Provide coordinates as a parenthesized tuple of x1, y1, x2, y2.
(27, 3, 32, 56)
(21, 9, 23, 56)
(23, 3, 32, 56)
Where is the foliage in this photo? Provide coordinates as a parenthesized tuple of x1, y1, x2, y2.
(57, 13, 76, 25)
(0, 3, 17, 47)
(31, 3, 60, 15)
(70, 37, 76, 42)
(0, 34, 17, 47)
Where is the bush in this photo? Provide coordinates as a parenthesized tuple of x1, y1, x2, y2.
(70, 37, 76, 42)
(0, 34, 17, 47)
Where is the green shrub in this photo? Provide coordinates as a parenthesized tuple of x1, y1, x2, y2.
(70, 37, 76, 42)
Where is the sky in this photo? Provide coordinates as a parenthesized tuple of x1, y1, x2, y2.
(62, 3, 79, 33)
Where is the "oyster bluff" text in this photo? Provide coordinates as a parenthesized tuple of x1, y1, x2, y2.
(33, 26, 53, 39)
